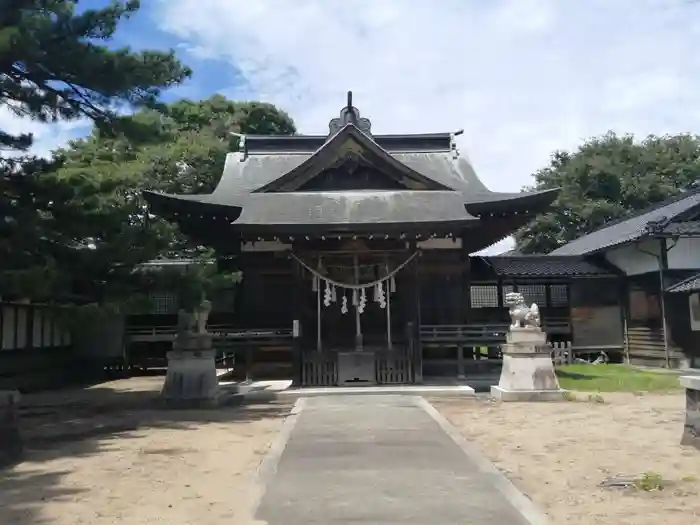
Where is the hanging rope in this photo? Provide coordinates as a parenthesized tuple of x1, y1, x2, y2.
(291, 251, 419, 290)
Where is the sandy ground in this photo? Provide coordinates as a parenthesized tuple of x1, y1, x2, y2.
(431, 392, 700, 525)
(0, 376, 292, 525)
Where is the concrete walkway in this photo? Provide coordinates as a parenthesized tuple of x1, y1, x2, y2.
(255, 395, 545, 525)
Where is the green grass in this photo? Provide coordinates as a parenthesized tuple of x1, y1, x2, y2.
(556, 364, 682, 393)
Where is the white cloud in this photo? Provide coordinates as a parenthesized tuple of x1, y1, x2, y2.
(153, 0, 700, 254)
(5, 1, 696, 256)
(0, 106, 89, 158)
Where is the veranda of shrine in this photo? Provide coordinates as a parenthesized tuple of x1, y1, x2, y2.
(135, 94, 624, 387)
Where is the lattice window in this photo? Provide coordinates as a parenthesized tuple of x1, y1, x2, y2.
(149, 292, 177, 315)
(470, 285, 498, 308)
(501, 284, 515, 306)
(549, 284, 568, 307)
(518, 284, 547, 306)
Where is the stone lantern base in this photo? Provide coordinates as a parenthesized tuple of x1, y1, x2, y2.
(161, 333, 222, 408)
(680, 375, 700, 450)
(491, 328, 568, 402)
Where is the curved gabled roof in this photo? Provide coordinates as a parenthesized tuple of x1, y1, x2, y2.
(143, 95, 559, 242)
(208, 128, 557, 215)
(144, 189, 478, 230)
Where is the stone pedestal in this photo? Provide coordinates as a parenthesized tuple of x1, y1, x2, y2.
(680, 375, 700, 450)
(1, 390, 23, 467)
(161, 332, 221, 408)
(491, 328, 567, 402)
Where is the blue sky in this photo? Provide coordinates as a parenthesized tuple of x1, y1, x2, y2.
(3, 0, 700, 253)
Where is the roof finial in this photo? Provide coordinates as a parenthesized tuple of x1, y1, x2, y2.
(229, 131, 247, 161)
(450, 129, 463, 159)
(328, 90, 372, 137)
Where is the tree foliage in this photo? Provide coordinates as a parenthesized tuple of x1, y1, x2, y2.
(1, 96, 296, 304)
(0, 0, 194, 303)
(514, 132, 700, 254)
(138, 257, 244, 312)
(0, 0, 191, 150)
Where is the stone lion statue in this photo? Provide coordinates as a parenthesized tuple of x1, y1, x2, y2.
(176, 300, 212, 336)
(176, 309, 196, 335)
(504, 292, 540, 330)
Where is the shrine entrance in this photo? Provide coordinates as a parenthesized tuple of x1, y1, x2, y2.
(293, 245, 419, 386)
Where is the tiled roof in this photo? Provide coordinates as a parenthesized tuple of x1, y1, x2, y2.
(481, 256, 616, 277)
(667, 273, 700, 293)
(661, 220, 700, 236)
(549, 188, 700, 256)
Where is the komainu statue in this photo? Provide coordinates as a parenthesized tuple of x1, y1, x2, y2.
(176, 309, 197, 336)
(194, 300, 212, 334)
(504, 292, 540, 330)
(176, 300, 212, 336)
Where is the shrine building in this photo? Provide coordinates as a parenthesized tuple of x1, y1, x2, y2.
(141, 93, 605, 386)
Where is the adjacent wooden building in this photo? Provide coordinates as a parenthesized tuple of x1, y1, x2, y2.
(550, 188, 700, 368)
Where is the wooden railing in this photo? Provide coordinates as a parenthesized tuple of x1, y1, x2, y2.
(376, 353, 412, 384)
(302, 354, 337, 387)
(125, 325, 294, 379)
(420, 323, 509, 345)
(126, 323, 274, 340)
(419, 324, 507, 378)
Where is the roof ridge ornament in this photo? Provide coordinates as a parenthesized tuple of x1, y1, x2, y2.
(450, 129, 463, 159)
(230, 131, 247, 161)
(643, 216, 669, 235)
(328, 91, 372, 137)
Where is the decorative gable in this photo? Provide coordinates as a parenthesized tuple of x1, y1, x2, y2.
(296, 152, 408, 191)
(255, 125, 451, 193)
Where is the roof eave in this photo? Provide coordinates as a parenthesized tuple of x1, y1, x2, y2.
(225, 219, 478, 236)
(666, 272, 700, 293)
(142, 190, 243, 221)
(465, 188, 560, 217)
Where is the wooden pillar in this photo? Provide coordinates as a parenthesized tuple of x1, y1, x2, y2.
(496, 277, 505, 320)
(461, 237, 471, 324)
(659, 238, 671, 367)
(291, 258, 304, 386)
(618, 277, 629, 364)
(408, 242, 422, 383)
(459, 241, 470, 379)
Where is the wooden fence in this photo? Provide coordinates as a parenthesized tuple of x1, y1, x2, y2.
(1, 302, 72, 351)
(0, 302, 75, 391)
(549, 341, 573, 365)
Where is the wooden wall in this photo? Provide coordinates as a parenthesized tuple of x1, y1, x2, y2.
(569, 279, 624, 352)
(233, 252, 295, 329)
(0, 302, 75, 391)
(666, 292, 700, 368)
(625, 273, 686, 367)
(605, 238, 700, 276)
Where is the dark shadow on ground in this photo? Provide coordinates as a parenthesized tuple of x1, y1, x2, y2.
(555, 370, 596, 381)
(460, 376, 500, 394)
(1, 377, 292, 525)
